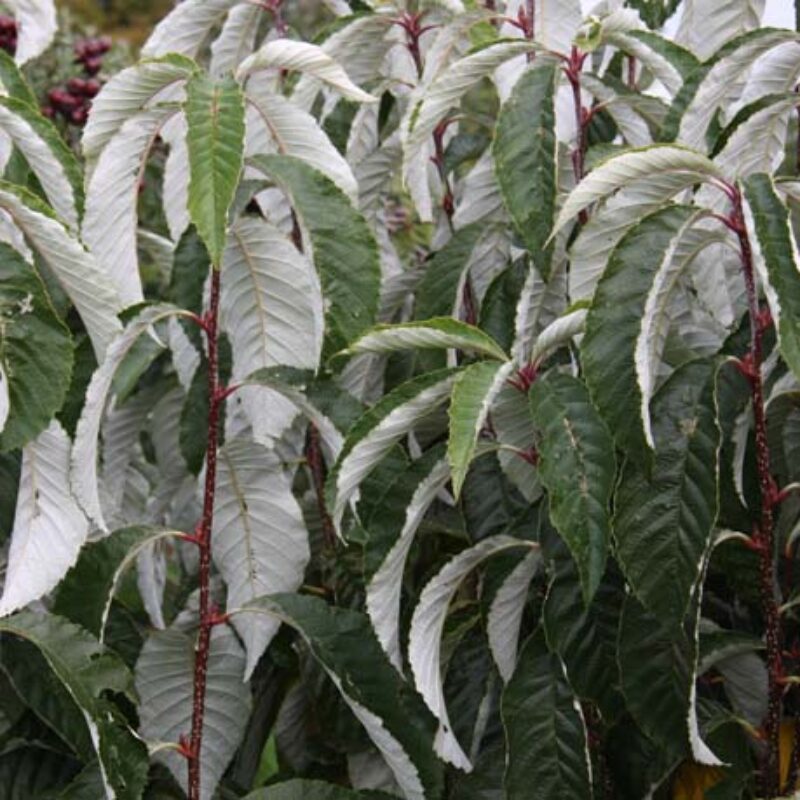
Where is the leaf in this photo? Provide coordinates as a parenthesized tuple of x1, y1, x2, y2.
(552, 145, 723, 239)
(530, 372, 616, 604)
(185, 74, 245, 267)
(0, 97, 83, 230)
(245, 83, 359, 202)
(741, 173, 800, 381)
(221, 216, 324, 379)
(448, 361, 514, 499)
(0, 421, 87, 616)
(326, 368, 459, 532)
(614, 359, 720, 626)
(530, 308, 587, 365)
(408, 534, 537, 770)
(84, 107, 178, 307)
(617, 595, 693, 759)
(242, 593, 444, 800)
(6, 0, 56, 64)
(493, 62, 558, 278)
(501, 630, 592, 799)
(209, 2, 261, 78)
(0, 183, 123, 360)
(0, 243, 72, 451)
(582, 205, 696, 464)
(0, 610, 148, 799)
(53, 525, 180, 638)
(487, 549, 541, 682)
(365, 452, 451, 669)
(675, 0, 766, 63)
(236, 39, 376, 103)
(249, 154, 380, 354)
(634, 210, 715, 448)
(677, 29, 798, 152)
(533, 0, 582, 53)
(541, 525, 624, 721)
(142, 0, 240, 59)
(136, 622, 251, 800)
(243, 781, 397, 800)
(213, 438, 310, 679)
(72, 305, 185, 531)
(341, 318, 507, 362)
(83, 54, 197, 167)
(403, 40, 537, 220)
(0, 48, 37, 105)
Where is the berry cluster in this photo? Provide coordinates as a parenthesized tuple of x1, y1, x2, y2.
(74, 36, 111, 76)
(43, 37, 110, 127)
(0, 16, 18, 55)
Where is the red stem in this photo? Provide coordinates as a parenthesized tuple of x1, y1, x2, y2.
(565, 47, 588, 223)
(306, 423, 337, 552)
(731, 195, 784, 796)
(187, 268, 223, 800)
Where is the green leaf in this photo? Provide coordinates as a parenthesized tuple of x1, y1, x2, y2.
(0, 611, 149, 799)
(501, 630, 592, 799)
(249, 154, 380, 355)
(326, 368, 460, 532)
(530, 372, 616, 604)
(449, 361, 513, 499)
(0, 49, 37, 106)
(617, 595, 693, 759)
(185, 73, 245, 267)
(493, 63, 558, 278)
(53, 525, 181, 638)
(340, 318, 507, 362)
(0, 244, 72, 451)
(0, 744, 80, 800)
(613, 359, 720, 626)
(242, 593, 444, 800)
(541, 524, 625, 721)
(741, 173, 800, 381)
(582, 205, 696, 464)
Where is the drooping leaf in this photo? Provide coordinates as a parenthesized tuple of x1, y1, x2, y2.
(487, 549, 541, 683)
(213, 438, 310, 679)
(741, 173, 800, 381)
(493, 62, 558, 278)
(142, 0, 240, 59)
(236, 39, 376, 104)
(84, 107, 178, 306)
(245, 83, 359, 202)
(530, 372, 616, 604)
(241, 593, 444, 800)
(448, 361, 514, 499)
(209, 2, 261, 78)
(408, 535, 537, 770)
(501, 630, 592, 799)
(0, 183, 122, 360)
(677, 29, 798, 151)
(221, 216, 324, 379)
(243, 781, 397, 800)
(340, 318, 507, 362)
(0, 243, 72, 451)
(552, 146, 723, 238)
(403, 40, 537, 221)
(0, 97, 83, 229)
(0, 422, 87, 616)
(582, 205, 696, 464)
(5, 0, 56, 65)
(675, 0, 765, 61)
(0, 610, 148, 799)
(136, 621, 251, 800)
(326, 368, 460, 532)
(365, 452, 451, 670)
(185, 74, 245, 267)
(53, 525, 181, 638)
(249, 154, 380, 355)
(614, 359, 720, 627)
(83, 54, 197, 167)
(72, 305, 185, 530)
